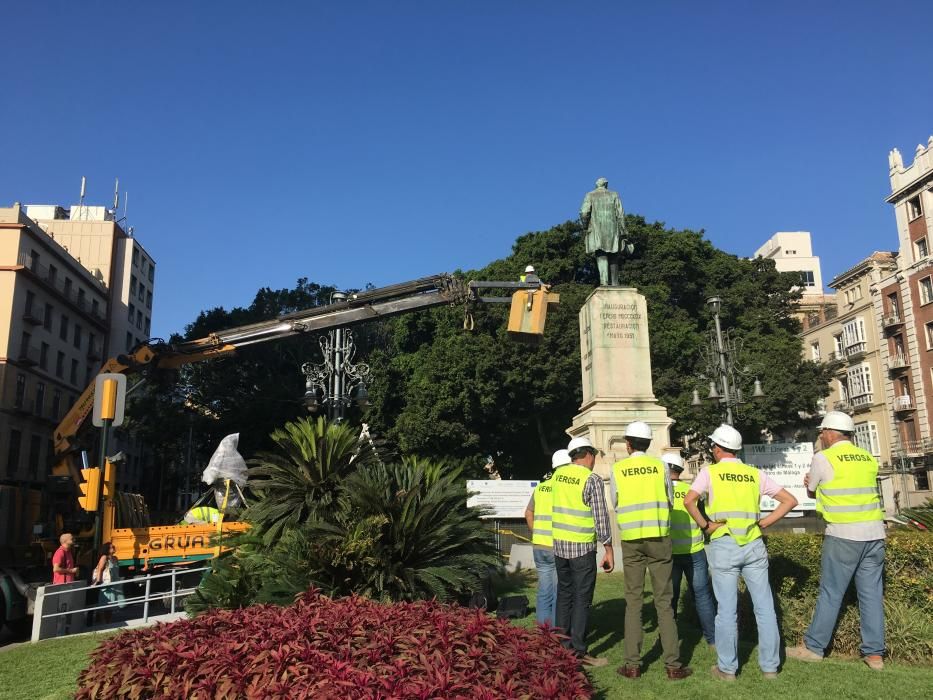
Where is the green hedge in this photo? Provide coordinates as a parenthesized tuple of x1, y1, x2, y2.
(745, 532, 933, 664)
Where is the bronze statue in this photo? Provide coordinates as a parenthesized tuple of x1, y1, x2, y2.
(580, 178, 631, 286)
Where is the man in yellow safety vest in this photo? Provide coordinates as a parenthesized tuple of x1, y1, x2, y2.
(524, 449, 570, 626)
(611, 421, 691, 680)
(684, 424, 797, 681)
(786, 411, 886, 671)
(551, 436, 614, 668)
(665, 453, 716, 648)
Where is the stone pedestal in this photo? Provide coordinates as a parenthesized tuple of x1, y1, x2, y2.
(568, 287, 676, 478)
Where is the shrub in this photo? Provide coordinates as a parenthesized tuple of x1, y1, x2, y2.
(78, 591, 591, 699)
(188, 455, 498, 613)
(753, 531, 933, 663)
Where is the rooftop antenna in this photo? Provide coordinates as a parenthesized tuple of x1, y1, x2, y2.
(112, 178, 120, 211)
(78, 176, 87, 220)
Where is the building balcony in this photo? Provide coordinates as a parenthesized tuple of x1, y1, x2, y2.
(883, 313, 904, 329)
(887, 353, 910, 371)
(17, 344, 39, 366)
(834, 399, 852, 412)
(899, 440, 925, 457)
(22, 308, 44, 325)
(844, 342, 868, 360)
(850, 393, 873, 412)
(894, 395, 916, 412)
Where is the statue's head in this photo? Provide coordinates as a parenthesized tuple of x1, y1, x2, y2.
(595, 178, 608, 188)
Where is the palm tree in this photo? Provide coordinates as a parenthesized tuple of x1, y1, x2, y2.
(244, 416, 378, 544)
(336, 456, 499, 602)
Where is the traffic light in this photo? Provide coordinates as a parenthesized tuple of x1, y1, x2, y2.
(78, 467, 101, 512)
(102, 460, 116, 500)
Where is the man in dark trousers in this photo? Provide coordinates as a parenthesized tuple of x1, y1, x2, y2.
(551, 436, 614, 667)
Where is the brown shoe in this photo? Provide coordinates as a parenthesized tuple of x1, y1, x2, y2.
(616, 665, 641, 679)
(710, 664, 736, 681)
(666, 666, 693, 680)
(863, 655, 884, 671)
(580, 654, 608, 668)
(786, 646, 822, 662)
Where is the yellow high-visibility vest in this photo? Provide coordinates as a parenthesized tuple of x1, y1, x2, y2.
(551, 464, 596, 544)
(671, 482, 704, 554)
(532, 479, 554, 547)
(707, 462, 761, 546)
(611, 455, 670, 541)
(816, 442, 882, 524)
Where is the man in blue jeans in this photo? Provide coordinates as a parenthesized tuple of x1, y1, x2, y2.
(684, 425, 797, 680)
(786, 411, 886, 670)
(525, 449, 571, 626)
(665, 453, 716, 649)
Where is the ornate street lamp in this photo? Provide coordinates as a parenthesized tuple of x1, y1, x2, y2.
(301, 292, 371, 422)
(691, 296, 764, 425)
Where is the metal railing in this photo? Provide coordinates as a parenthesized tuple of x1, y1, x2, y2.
(883, 313, 903, 328)
(894, 395, 914, 411)
(887, 353, 909, 370)
(844, 341, 868, 358)
(17, 253, 107, 323)
(32, 565, 208, 642)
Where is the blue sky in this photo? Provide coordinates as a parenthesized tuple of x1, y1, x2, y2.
(2, 2, 931, 340)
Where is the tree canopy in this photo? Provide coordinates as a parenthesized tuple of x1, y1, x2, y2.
(134, 214, 834, 500)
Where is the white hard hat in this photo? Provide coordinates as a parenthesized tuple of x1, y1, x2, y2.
(551, 449, 572, 468)
(624, 421, 653, 440)
(525, 265, 535, 273)
(567, 436, 595, 453)
(662, 453, 684, 470)
(709, 424, 743, 451)
(820, 410, 855, 433)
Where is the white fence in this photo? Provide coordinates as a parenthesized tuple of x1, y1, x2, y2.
(31, 566, 208, 642)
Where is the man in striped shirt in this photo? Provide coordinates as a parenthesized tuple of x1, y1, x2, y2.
(551, 436, 614, 667)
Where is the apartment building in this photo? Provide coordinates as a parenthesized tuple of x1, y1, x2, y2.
(0, 204, 109, 487)
(1, 200, 157, 495)
(754, 231, 825, 294)
(871, 136, 933, 508)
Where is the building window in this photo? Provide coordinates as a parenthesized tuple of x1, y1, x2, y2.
(887, 293, 900, 319)
(25, 289, 35, 315)
(92, 299, 100, 317)
(128, 303, 135, 322)
(920, 277, 933, 305)
(916, 238, 929, 262)
(85, 365, 93, 386)
(846, 362, 873, 398)
(78, 288, 86, 308)
(137, 310, 143, 329)
(27, 435, 41, 479)
(126, 332, 133, 351)
(7, 429, 22, 476)
(926, 321, 933, 350)
(917, 469, 931, 491)
(907, 195, 923, 221)
(130, 275, 137, 294)
(799, 270, 815, 287)
(43, 303, 53, 331)
(88, 333, 96, 356)
(48, 264, 57, 284)
(842, 317, 866, 353)
(29, 250, 40, 270)
(811, 342, 821, 361)
(854, 421, 881, 457)
(15, 373, 26, 409)
(52, 389, 61, 419)
(138, 283, 145, 302)
(132, 248, 139, 266)
(70, 359, 78, 385)
(148, 265, 154, 283)
(56, 351, 65, 378)
(844, 286, 863, 304)
(35, 381, 45, 417)
(63, 277, 72, 298)
(144, 317, 151, 335)
(73, 324, 82, 349)
(59, 314, 69, 341)
(39, 342, 49, 370)
(146, 290, 153, 309)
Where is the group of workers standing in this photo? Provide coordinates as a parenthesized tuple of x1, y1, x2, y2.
(525, 410, 887, 680)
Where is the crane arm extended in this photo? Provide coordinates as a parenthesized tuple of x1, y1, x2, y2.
(53, 273, 542, 483)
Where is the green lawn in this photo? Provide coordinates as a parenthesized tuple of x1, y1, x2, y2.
(3, 574, 931, 700)
(509, 571, 933, 699)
